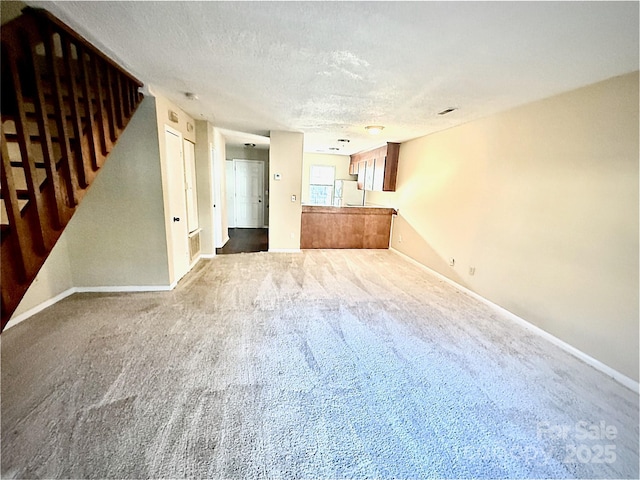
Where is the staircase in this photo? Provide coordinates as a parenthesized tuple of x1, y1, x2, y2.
(1, 8, 143, 330)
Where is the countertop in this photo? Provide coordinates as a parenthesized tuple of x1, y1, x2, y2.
(302, 205, 397, 215)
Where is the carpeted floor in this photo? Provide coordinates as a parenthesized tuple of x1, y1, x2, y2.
(1, 250, 638, 479)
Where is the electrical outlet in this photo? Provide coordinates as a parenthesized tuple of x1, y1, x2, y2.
(449, 258, 455, 267)
(398, 234, 403, 243)
(469, 266, 475, 276)
(291, 194, 296, 202)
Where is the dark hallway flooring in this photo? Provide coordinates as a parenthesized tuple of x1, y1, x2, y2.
(216, 228, 268, 254)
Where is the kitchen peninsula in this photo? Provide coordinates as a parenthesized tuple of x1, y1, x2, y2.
(300, 205, 397, 249)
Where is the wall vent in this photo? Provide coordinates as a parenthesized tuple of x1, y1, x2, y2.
(189, 230, 201, 263)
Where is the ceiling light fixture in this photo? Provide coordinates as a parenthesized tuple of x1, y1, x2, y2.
(185, 92, 198, 100)
(365, 125, 384, 135)
(244, 143, 256, 148)
(337, 138, 350, 143)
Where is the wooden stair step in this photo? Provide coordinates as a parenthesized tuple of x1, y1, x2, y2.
(0, 189, 31, 200)
(4, 132, 76, 143)
(9, 160, 47, 169)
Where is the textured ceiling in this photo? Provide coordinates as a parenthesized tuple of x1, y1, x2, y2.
(26, 1, 639, 154)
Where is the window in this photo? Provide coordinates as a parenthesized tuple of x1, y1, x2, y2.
(309, 165, 335, 206)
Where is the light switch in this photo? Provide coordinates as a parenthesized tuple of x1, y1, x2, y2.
(274, 173, 281, 180)
(291, 194, 296, 202)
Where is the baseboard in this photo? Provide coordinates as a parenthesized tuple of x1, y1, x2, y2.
(5, 283, 178, 331)
(390, 248, 640, 394)
(5, 287, 77, 330)
(268, 248, 302, 253)
(200, 254, 216, 259)
(76, 285, 175, 293)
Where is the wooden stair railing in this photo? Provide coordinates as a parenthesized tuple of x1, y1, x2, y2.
(1, 8, 144, 329)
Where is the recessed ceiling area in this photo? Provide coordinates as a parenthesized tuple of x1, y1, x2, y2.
(25, 1, 639, 155)
(218, 129, 270, 150)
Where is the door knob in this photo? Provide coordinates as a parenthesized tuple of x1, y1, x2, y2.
(173, 217, 180, 222)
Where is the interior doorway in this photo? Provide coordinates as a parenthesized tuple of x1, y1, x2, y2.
(216, 228, 268, 254)
(222, 157, 269, 254)
(164, 126, 190, 282)
(233, 159, 264, 228)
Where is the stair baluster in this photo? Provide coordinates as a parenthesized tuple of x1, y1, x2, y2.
(1, 7, 144, 328)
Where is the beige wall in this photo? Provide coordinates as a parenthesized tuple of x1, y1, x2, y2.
(66, 96, 170, 286)
(367, 72, 639, 381)
(1, 0, 26, 24)
(154, 95, 197, 144)
(269, 131, 304, 251)
(226, 145, 270, 226)
(195, 120, 215, 255)
(301, 153, 353, 204)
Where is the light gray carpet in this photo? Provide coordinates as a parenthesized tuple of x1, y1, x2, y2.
(1, 250, 638, 479)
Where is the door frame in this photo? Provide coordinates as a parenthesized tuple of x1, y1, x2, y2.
(212, 146, 224, 248)
(164, 125, 190, 284)
(232, 159, 264, 228)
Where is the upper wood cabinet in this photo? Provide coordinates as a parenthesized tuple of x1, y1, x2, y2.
(349, 158, 358, 175)
(350, 142, 400, 192)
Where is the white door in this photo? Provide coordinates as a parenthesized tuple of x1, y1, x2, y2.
(183, 140, 198, 233)
(165, 127, 190, 283)
(234, 160, 264, 227)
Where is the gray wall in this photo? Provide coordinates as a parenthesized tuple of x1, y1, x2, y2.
(64, 96, 170, 286)
(11, 96, 171, 322)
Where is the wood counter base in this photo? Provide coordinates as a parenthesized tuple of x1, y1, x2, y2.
(301, 206, 396, 249)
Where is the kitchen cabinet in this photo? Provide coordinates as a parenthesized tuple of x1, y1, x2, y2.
(364, 157, 375, 191)
(349, 158, 358, 175)
(350, 142, 400, 192)
(301, 205, 397, 249)
(356, 160, 366, 190)
(373, 156, 385, 191)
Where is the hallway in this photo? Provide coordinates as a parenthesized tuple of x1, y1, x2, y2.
(216, 228, 268, 254)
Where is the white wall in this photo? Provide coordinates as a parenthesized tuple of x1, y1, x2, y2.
(367, 72, 639, 381)
(268, 131, 304, 251)
(301, 153, 352, 204)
